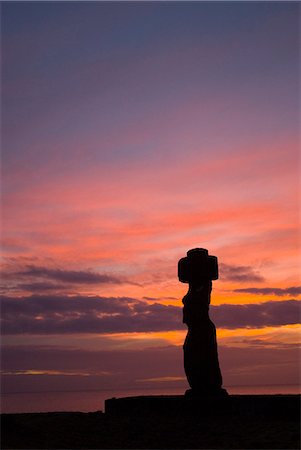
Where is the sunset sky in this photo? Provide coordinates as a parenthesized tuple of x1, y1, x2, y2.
(1, 2, 300, 399)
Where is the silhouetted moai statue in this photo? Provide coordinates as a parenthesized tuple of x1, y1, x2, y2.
(178, 248, 228, 397)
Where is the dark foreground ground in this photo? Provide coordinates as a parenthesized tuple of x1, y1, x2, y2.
(1, 395, 300, 449)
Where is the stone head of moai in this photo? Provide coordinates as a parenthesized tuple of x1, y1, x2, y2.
(178, 248, 218, 286)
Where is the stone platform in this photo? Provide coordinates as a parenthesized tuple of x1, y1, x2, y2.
(105, 394, 300, 417)
(2, 395, 300, 448)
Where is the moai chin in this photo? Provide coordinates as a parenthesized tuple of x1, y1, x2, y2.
(178, 248, 228, 397)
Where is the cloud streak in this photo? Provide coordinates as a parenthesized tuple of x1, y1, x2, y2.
(1, 264, 140, 295)
(17, 265, 125, 285)
(1, 295, 299, 334)
(219, 263, 265, 283)
(232, 286, 301, 297)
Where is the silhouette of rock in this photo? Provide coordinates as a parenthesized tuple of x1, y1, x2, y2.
(179, 248, 228, 397)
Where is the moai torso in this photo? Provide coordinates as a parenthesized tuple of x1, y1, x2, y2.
(182, 281, 212, 327)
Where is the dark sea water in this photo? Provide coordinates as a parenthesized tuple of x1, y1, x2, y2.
(1, 385, 300, 414)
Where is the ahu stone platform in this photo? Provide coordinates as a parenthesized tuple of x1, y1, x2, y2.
(105, 394, 300, 418)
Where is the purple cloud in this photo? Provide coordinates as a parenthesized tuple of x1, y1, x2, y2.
(211, 300, 300, 329)
(17, 282, 73, 292)
(1, 295, 181, 334)
(220, 263, 264, 282)
(232, 286, 301, 297)
(143, 296, 178, 301)
(1, 295, 300, 334)
(17, 266, 124, 284)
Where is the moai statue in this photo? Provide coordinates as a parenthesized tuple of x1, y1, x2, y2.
(178, 248, 228, 397)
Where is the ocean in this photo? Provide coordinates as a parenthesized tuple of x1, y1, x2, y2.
(1, 385, 300, 414)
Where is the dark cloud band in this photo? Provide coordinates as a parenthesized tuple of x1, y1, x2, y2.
(1, 295, 300, 334)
